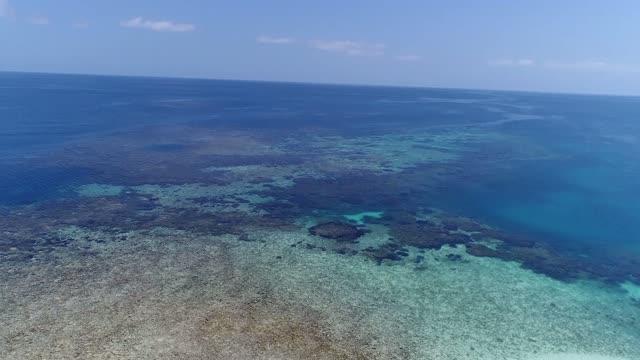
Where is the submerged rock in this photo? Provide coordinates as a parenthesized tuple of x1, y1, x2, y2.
(466, 242, 582, 281)
(441, 216, 486, 233)
(362, 242, 409, 264)
(308, 222, 365, 242)
(466, 243, 499, 258)
(391, 220, 473, 250)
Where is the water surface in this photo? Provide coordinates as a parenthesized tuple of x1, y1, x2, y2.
(1, 72, 639, 359)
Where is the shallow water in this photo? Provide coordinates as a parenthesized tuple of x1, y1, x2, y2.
(1, 72, 639, 359)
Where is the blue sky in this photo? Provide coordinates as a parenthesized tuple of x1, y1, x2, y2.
(1, 0, 640, 95)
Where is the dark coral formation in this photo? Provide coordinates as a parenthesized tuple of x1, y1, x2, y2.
(259, 171, 429, 218)
(2, 121, 639, 288)
(377, 211, 480, 250)
(446, 254, 464, 262)
(263, 167, 640, 284)
(308, 222, 365, 242)
(466, 243, 498, 258)
(466, 241, 640, 283)
(0, 193, 295, 261)
(441, 217, 486, 233)
(466, 243, 583, 281)
(42, 126, 304, 187)
(362, 243, 410, 264)
(391, 220, 472, 249)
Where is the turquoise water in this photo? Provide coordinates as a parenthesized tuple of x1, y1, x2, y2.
(431, 153, 640, 254)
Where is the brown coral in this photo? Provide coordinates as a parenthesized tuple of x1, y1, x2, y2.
(308, 222, 365, 242)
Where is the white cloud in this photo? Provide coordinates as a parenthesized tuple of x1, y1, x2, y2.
(0, 0, 13, 18)
(544, 60, 640, 73)
(489, 58, 640, 74)
(121, 17, 195, 32)
(488, 58, 535, 67)
(517, 58, 534, 66)
(395, 55, 421, 62)
(28, 15, 49, 25)
(310, 40, 385, 56)
(257, 35, 295, 44)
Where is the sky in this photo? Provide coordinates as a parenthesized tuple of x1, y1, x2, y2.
(1, 0, 640, 95)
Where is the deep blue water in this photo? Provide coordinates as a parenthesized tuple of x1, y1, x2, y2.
(2, 71, 639, 256)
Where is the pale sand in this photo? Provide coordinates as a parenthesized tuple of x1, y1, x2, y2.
(1, 225, 639, 359)
(525, 354, 633, 360)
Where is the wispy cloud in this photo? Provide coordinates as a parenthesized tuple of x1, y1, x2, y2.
(489, 58, 640, 74)
(545, 60, 603, 70)
(542, 60, 634, 72)
(310, 40, 385, 56)
(395, 54, 421, 62)
(27, 15, 49, 25)
(257, 35, 295, 44)
(0, 0, 13, 18)
(120, 17, 195, 32)
(488, 58, 535, 67)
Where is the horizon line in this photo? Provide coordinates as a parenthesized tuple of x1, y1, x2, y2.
(2, 69, 639, 99)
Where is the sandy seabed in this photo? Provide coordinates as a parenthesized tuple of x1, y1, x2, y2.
(1, 225, 639, 360)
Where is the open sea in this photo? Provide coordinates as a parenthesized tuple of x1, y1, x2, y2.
(1, 72, 639, 359)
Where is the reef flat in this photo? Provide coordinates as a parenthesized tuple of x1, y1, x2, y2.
(1, 75, 640, 359)
(2, 226, 639, 359)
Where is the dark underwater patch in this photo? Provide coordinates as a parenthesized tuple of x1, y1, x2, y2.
(255, 164, 640, 285)
(308, 222, 366, 242)
(147, 143, 189, 152)
(362, 242, 410, 264)
(0, 165, 91, 206)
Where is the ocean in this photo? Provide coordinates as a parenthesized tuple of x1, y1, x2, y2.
(1, 72, 639, 359)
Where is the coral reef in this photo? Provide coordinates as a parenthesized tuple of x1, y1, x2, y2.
(308, 222, 366, 242)
(2, 227, 639, 359)
(390, 219, 473, 249)
(361, 242, 410, 264)
(2, 109, 640, 359)
(465, 239, 640, 283)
